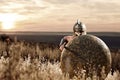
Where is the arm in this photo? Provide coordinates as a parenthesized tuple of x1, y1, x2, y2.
(59, 37, 68, 51)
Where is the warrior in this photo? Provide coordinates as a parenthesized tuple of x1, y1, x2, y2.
(59, 19, 87, 51)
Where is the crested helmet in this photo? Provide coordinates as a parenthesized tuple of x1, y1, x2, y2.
(73, 19, 86, 33)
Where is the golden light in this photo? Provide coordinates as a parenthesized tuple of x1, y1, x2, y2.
(2, 20, 15, 30)
(0, 13, 19, 30)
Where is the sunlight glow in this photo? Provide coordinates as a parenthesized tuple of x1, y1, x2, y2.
(0, 13, 19, 30)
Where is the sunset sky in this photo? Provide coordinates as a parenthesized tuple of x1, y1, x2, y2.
(0, 0, 120, 32)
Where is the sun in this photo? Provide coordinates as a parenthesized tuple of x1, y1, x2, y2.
(2, 20, 15, 30)
(0, 13, 18, 30)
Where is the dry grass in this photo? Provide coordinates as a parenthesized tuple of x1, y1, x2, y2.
(0, 41, 119, 80)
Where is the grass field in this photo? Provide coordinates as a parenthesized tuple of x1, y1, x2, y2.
(0, 40, 120, 80)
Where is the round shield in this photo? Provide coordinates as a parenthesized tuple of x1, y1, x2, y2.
(60, 35, 111, 79)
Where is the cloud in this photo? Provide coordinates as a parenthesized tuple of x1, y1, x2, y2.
(0, 0, 120, 18)
(0, 0, 120, 31)
(43, 0, 79, 4)
(0, 0, 51, 18)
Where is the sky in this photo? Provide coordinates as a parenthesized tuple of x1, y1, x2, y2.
(0, 0, 120, 32)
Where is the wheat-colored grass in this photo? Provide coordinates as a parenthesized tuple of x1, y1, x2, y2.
(0, 41, 119, 80)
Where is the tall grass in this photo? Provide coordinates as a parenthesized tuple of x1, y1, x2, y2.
(0, 41, 119, 80)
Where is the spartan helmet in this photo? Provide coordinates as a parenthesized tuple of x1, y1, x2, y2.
(73, 20, 86, 33)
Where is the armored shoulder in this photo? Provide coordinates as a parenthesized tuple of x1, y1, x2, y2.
(59, 36, 68, 46)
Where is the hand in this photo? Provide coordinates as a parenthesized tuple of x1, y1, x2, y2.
(75, 32, 80, 36)
(59, 42, 67, 51)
